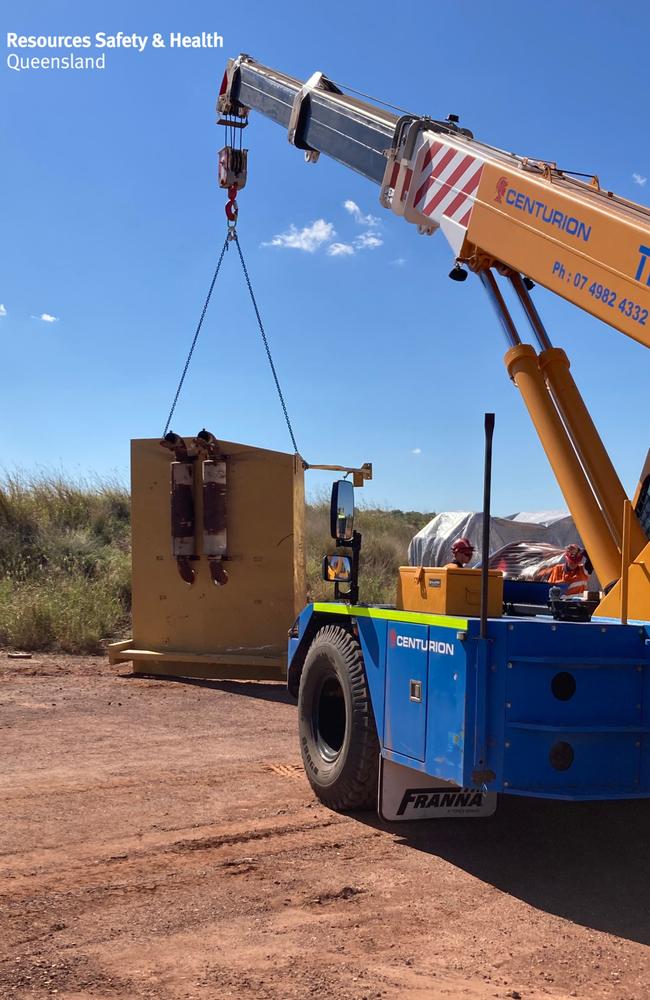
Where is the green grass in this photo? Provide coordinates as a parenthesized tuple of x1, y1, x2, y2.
(0, 473, 431, 652)
(0, 473, 131, 653)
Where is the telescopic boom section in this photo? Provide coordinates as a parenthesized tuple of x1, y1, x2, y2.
(219, 55, 398, 182)
(220, 55, 650, 349)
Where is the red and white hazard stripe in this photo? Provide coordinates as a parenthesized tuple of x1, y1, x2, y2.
(412, 141, 484, 229)
(388, 161, 413, 208)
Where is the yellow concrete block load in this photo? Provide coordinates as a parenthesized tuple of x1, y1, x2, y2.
(397, 566, 503, 618)
(109, 435, 306, 681)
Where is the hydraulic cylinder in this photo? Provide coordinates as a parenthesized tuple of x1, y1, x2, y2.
(505, 344, 621, 587)
(538, 347, 646, 559)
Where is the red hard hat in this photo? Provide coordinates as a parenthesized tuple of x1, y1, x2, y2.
(452, 537, 474, 555)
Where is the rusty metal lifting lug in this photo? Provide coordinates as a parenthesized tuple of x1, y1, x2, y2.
(176, 556, 196, 586)
(208, 559, 229, 587)
(194, 428, 222, 462)
(160, 431, 191, 463)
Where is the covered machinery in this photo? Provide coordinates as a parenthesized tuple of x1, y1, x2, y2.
(409, 509, 582, 574)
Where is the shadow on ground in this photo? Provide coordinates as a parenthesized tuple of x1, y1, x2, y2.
(123, 673, 294, 704)
(363, 794, 650, 945)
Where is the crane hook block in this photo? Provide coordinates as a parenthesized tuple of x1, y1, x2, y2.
(218, 146, 248, 190)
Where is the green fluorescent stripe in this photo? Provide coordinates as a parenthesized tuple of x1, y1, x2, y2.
(312, 603, 468, 630)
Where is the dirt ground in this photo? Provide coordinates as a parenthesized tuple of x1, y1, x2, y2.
(1, 653, 648, 1000)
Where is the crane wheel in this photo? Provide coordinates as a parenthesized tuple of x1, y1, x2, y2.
(298, 624, 379, 811)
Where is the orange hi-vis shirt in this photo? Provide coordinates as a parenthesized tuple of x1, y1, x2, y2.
(547, 562, 589, 596)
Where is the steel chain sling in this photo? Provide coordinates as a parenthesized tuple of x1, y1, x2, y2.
(162, 235, 230, 438)
(162, 231, 299, 455)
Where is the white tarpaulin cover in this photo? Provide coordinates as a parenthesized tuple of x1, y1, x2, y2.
(408, 511, 596, 583)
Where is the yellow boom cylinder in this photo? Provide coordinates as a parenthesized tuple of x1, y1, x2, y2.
(505, 344, 621, 587)
(538, 347, 646, 559)
(620, 500, 632, 624)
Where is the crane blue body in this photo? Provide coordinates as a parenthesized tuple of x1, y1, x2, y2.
(288, 603, 650, 800)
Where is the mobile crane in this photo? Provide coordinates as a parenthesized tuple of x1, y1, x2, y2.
(218, 55, 650, 818)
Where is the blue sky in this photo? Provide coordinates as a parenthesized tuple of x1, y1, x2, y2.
(2, 0, 649, 514)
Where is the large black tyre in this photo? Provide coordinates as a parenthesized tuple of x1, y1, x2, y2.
(298, 625, 379, 811)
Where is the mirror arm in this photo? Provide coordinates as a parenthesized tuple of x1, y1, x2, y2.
(334, 530, 362, 605)
(307, 463, 372, 488)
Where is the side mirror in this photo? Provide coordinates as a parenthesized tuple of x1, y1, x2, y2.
(330, 479, 354, 541)
(322, 554, 353, 583)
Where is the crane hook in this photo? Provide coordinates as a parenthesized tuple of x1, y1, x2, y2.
(225, 183, 239, 231)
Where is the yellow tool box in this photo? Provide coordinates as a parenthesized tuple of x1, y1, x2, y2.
(397, 566, 503, 617)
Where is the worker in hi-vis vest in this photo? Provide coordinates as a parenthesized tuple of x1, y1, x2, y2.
(544, 544, 593, 596)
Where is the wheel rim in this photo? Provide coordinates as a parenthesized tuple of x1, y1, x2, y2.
(313, 672, 346, 763)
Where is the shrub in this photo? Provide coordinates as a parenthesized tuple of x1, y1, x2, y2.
(0, 473, 131, 652)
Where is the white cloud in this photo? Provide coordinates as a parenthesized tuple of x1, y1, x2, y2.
(411, 447, 422, 455)
(326, 232, 383, 257)
(344, 199, 381, 228)
(327, 242, 355, 257)
(0, 304, 6, 317)
(31, 313, 59, 323)
(633, 172, 647, 187)
(392, 257, 406, 267)
(262, 203, 384, 259)
(263, 218, 334, 252)
(355, 232, 383, 250)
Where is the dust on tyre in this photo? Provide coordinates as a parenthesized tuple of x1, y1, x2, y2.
(298, 624, 379, 811)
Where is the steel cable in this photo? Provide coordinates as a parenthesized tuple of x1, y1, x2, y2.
(233, 232, 299, 454)
(162, 229, 299, 456)
(162, 236, 230, 437)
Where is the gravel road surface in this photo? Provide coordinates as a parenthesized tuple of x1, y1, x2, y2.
(1, 653, 648, 999)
